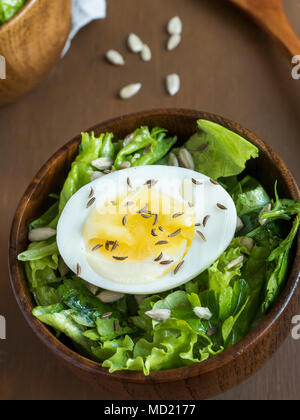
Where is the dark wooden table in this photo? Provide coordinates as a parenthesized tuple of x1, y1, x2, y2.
(1, 0, 300, 400)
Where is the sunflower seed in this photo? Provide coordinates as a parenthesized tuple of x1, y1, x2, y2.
(160, 260, 174, 265)
(120, 161, 131, 169)
(101, 312, 113, 319)
(87, 197, 96, 208)
(58, 257, 69, 277)
(193, 307, 212, 320)
(154, 252, 163, 262)
(97, 291, 124, 303)
(155, 240, 168, 245)
(76, 263, 81, 277)
(178, 148, 194, 170)
(120, 83, 142, 99)
(206, 327, 218, 337)
(166, 73, 180, 96)
(85, 282, 99, 296)
(141, 44, 152, 61)
(226, 256, 244, 270)
(106, 49, 125, 66)
(122, 215, 127, 226)
(174, 260, 184, 275)
(153, 214, 158, 226)
(236, 216, 244, 232)
(91, 157, 113, 170)
(90, 171, 104, 181)
(168, 152, 179, 167)
(111, 240, 119, 252)
(196, 231, 206, 242)
(192, 178, 202, 185)
(167, 34, 181, 51)
(217, 203, 227, 210)
(241, 237, 254, 251)
(113, 256, 128, 261)
(151, 228, 158, 237)
(168, 229, 182, 238)
(92, 244, 103, 252)
(28, 227, 56, 242)
(259, 203, 272, 225)
(172, 212, 184, 218)
(145, 309, 171, 322)
(128, 33, 144, 53)
(209, 178, 219, 185)
(167, 16, 182, 35)
(123, 132, 135, 147)
(203, 215, 210, 227)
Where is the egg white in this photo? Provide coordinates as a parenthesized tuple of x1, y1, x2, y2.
(57, 165, 237, 294)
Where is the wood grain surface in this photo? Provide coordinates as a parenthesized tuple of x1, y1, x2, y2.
(0, 0, 300, 400)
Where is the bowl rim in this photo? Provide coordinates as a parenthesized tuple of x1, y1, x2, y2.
(9, 108, 300, 384)
(0, 0, 35, 33)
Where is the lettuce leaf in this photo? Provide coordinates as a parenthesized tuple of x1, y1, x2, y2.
(178, 119, 259, 179)
(0, 0, 26, 24)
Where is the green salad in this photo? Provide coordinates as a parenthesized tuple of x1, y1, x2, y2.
(18, 120, 299, 375)
(0, 0, 27, 24)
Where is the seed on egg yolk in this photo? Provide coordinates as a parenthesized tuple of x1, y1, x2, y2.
(84, 187, 196, 264)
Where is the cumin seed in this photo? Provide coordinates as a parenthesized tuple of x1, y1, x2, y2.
(114, 320, 119, 331)
(210, 178, 219, 185)
(111, 240, 119, 252)
(174, 260, 184, 274)
(196, 230, 207, 242)
(113, 256, 128, 261)
(86, 197, 96, 208)
(151, 228, 158, 237)
(217, 203, 227, 210)
(160, 260, 174, 265)
(92, 244, 102, 252)
(159, 226, 164, 232)
(197, 142, 209, 152)
(124, 201, 134, 206)
(203, 215, 210, 227)
(195, 223, 201, 227)
(153, 214, 158, 226)
(188, 202, 194, 208)
(122, 215, 127, 226)
(172, 212, 184, 218)
(154, 252, 163, 262)
(88, 187, 94, 198)
(101, 312, 113, 319)
(168, 229, 182, 238)
(155, 240, 168, 245)
(127, 177, 132, 188)
(143, 144, 151, 155)
(141, 213, 152, 219)
(192, 178, 202, 185)
(137, 203, 148, 214)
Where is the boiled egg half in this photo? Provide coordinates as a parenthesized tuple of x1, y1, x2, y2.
(57, 166, 237, 294)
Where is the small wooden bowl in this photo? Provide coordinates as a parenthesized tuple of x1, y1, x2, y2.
(9, 109, 300, 399)
(0, 0, 71, 106)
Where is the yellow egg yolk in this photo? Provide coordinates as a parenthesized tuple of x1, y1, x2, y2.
(84, 187, 196, 266)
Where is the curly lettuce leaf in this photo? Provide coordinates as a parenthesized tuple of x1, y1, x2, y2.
(177, 119, 258, 179)
(0, 0, 26, 24)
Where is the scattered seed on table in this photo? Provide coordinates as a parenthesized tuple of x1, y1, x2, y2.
(166, 73, 180, 96)
(167, 16, 183, 35)
(141, 44, 152, 62)
(120, 83, 142, 100)
(167, 34, 181, 51)
(106, 49, 125, 66)
(128, 33, 144, 53)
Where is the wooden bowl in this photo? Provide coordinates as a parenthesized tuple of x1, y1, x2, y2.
(0, 0, 71, 106)
(9, 109, 300, 399)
